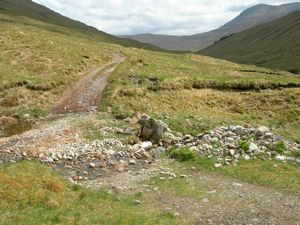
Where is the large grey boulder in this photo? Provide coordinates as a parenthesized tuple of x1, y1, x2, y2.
(138, 115, 168, 143)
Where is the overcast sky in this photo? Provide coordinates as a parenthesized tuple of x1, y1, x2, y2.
(33, 0, 297, 35)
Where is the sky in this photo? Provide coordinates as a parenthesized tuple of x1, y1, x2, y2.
(33, 0, 297, 35)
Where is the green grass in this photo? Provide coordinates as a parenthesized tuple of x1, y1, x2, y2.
(0, 161, 184, 225)
(168, 147, 197, 162)
(239, 140, 251, 152)
(165, 152, 300, 194)
(200, 11, 300, 74)
(102, 49, 300, 142)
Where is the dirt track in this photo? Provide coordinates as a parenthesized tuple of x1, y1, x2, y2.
(52, 53, 126, 114)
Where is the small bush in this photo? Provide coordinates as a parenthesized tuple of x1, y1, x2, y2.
(168, 147, 197, 162)
(275, 141, 287, 154)
(239, 140, 250, 152)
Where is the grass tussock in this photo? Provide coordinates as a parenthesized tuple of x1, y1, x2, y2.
(0, 161, 183, 225)
(165, 150, 300, 194)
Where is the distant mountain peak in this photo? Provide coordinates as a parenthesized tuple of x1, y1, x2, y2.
(122, 2, 300, 51)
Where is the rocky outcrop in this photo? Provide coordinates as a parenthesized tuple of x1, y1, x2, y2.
(138, 115, 168, 143)
(166, 125, 299, 166)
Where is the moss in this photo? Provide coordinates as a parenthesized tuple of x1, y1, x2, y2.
(168, 147, 197, 162)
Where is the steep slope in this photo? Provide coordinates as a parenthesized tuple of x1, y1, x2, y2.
(121, 2, 300, 51)
(0, 0, 164, 51)
(200, 11, 300, 74)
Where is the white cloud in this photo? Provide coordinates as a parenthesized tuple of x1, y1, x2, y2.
(33, 0, 298, 35)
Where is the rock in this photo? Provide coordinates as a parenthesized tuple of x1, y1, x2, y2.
(112, 162, 125, 172)
(89, 163, 96, 168)
(129, 159, 137, 165)
(202, 197, 209, 203)
(155, 147, 166, 156)
(180, 174, 188, 178)
(244, 155, 251, 160)
(229, 149, 235, 156)
(249, 143, 259, 152)
(133, 144, 141, 151)
(214, 163, 222, 168)
(211, 137, 219, 143)
(44, 157, 54, 163)
(233, 183, 243, 187)
(257, 126, 269, 136)
(174, 212, 181, 217)
(134, 149, 153, 161)
(202, 134, 211, 141)
(203, 144, 211, 150)
(133, 200, 141, 205)
(141, 141, 153, 150)
(234, 126, 244, 135)
(124, 128, 133, 135)
(295, 158, 300, 166)
(265, 133, 273, 139)
(253, 149, 263, 156)
(275, 155, 286, 161)
(105, 149, 115, 156)
(139, 116, 168, 143)
(228, 125, 236, 132)
(190, 146, 199, 152)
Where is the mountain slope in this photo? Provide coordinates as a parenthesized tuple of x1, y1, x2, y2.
(121, 2, 300, 51)
(200, 11, 300, 74)
(0, 0, 164, 51)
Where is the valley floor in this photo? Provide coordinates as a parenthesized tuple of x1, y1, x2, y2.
(0, 63, 299, 223)
(0, 114, 299, 224)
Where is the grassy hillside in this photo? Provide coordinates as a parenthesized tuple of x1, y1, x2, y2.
(200, 11, 300, 74)
(0, 0, 164, 51)
(102, 50, 300, 142)
(0, 13, 119, 117)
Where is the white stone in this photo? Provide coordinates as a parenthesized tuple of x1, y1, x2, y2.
(275, 155, 286, 161)
(141, 141, 153, 150)
(235, 126, 244, 135)
(249, 143, 259, 152)
(190, 146, 199, 152)
(233, 183, 243, 187)
(202, 197, 210, 203)
(211, 137, 219, 143)
(129, 159, 137, 165)
(214, 163, 223, 168)
(133, 144, 141, 151)
(244, 155, 251, 160)
(105, 149, 115, 156)
(257, 126, 269, 136)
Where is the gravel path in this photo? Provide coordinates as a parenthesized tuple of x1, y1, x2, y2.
(52, 53, 125, 114)
(147, 166, 300, 225)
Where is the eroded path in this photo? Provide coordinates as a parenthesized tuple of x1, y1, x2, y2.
(52, 53, 126, 114)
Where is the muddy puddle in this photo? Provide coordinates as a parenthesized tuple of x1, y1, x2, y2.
(0, 120, 32, 138)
